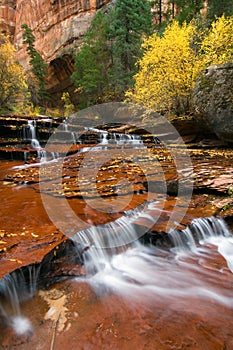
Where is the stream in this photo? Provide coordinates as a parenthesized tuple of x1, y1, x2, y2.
(0, 104, 233, 349)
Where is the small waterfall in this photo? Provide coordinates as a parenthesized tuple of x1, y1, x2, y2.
(100, 132, 108, 144)
(85, 127, 144, 147)
(27, 120, 47, 162)
(169, 216, 232, 254)
(70, 215, 233, 308)
(0, 265, 40, 335)
(1, 214, 233, 336)
(100, 132, 144, 146)
(71, 131, 76, 144)
(71, 205, 152, 273)
(168, 226, 197, 253)
(63, 120, 68, 131)
(23, 151, 27, 162)
(22, 125, 28, 141)
(0, 265, 40, 311)
(51, 151, 59, 160)
(191, 216, 231, 241)
(74, 215, 233, 274)
(28, 120, 36, 140)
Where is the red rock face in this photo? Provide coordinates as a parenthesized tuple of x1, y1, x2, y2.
(0, 1, 109, 64)
(15, 1, 105, 63)
(0, 0, 111, 104)
(0, 0, 16, 36)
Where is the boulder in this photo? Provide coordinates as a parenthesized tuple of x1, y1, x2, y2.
(192, 63, 233, 143)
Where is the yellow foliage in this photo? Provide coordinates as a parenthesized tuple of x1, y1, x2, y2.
(126, 16, 233, 114)
(61, 92, 75, 117)
(46, 108, 62, 118)
(24, 103, 42, 116)
(0, 34, 28, 109)
(126, 21, 203, 113)
(201, 15, 233, 66)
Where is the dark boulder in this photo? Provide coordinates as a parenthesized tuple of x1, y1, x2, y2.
(192, 62, 233, 143)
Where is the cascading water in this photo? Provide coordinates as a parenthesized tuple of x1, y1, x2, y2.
(101, 132, 144, 147)
(0, 265, 40, 335)
(3, 120, 233, 338)
(85, 127, 145, 147)
(100, 132, 108, 144)
(71, 216, 233, 309)
(28, 120, 36, 140)
(1, 211, 233, 336)
(28, 120, 47, 162)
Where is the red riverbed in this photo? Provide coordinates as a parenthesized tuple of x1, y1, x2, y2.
(1, 158, 233, 350)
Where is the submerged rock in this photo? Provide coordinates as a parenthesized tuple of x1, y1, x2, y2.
(192, 63, 233, 143)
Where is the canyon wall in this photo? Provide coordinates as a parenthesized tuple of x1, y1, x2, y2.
(0, 1, 15, 36)
(0, 0, 110, 105)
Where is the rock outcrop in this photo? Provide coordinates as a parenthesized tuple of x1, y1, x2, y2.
(192, 63, 233, 143)
(0, 1, 16, 36)
(0, 0, 111, 104)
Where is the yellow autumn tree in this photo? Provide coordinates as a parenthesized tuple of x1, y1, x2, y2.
(61, 92, 75, 117)
(126, 15, 233, 115)
(201, 15, 233, 66)
(126, 21, 204, 114)
(0, 33, 28, 110)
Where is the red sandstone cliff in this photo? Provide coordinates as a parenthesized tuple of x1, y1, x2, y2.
(0, 1, 15, 36)
(0, 0, 110, 104)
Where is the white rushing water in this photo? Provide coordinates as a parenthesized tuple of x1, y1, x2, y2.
(85, 127, 145, 147)
(0, 264, 40, 335)
(1, 213, 233, 337)
(4, 119, 233, 332)
(17, 123, 147, 169)
(72, 216, 233, 309)
(11, 316, 33, 336)
(27, 120, 47, 162)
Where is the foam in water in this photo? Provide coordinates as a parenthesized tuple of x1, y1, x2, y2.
(27, 120, 48, 162)
(1, 214, 233, 338)
(11, 316, 33, 336)
(85, 244, 233, 306)
(206, 236, 233, 272)
(85, 127, 145, 147)
(73, 216, 233, 309)
(28, 120, 36, 140)
(0, 265, 39, 334)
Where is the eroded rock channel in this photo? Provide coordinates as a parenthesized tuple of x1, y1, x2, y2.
(0, 108, 233, 349)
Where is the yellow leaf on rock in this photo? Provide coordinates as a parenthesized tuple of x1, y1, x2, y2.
(31, 233, 39, 238)
(8, 258, 22, 264)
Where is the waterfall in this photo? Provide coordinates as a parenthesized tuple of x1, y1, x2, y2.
(71, 205, 153, 273)
(169, 216, 233, 267)
(63, 120, 68, 131)
(72, 215, 232, 272)
(28, 120, 36, 140)
(85, 127, 145, 148)
(100, 132, 108, 144)
(99, 131, 144, 146)
(71, 131, 76, 144)
(27, 120, 47, 162)
(1, 215, 233, 337)
(71, 215, 233, 308)
(168, 216, 232, 253)
(0, 265, 40, 335)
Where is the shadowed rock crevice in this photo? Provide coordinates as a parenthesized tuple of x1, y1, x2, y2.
(46, 54, 76, 106)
